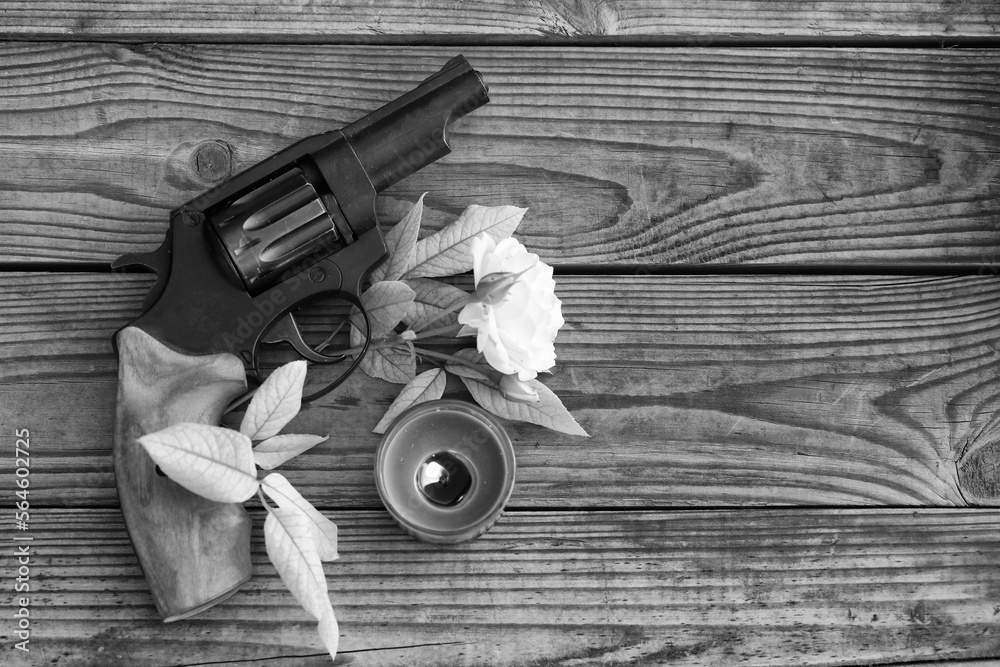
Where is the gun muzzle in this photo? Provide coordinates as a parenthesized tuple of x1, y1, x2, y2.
(342, 55, 490, 193)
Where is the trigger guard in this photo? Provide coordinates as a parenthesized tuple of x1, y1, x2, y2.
(262, 312, 347, 364)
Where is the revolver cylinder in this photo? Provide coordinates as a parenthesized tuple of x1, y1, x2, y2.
(208, 55, 489, 295)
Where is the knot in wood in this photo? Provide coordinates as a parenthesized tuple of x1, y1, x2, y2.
(958, 437, 1000, 505)
(192, 140, 233, 183)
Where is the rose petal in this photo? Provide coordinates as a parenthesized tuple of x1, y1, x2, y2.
(461, 235, 564, 380)
(470, 234, 494, 287)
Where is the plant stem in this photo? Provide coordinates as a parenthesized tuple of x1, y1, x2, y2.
(315, 318, 349, 354)
(413, 346, 481, 370)
(411, 323, 462, 341)
(413, 298, 471, 332)
(335, 323, 464, 358)
(257, 485, 273, 513)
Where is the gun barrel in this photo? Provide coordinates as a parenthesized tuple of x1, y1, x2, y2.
(342, 55, 489, 192)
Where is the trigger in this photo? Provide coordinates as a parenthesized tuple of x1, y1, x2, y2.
(262, 312, 347, 363)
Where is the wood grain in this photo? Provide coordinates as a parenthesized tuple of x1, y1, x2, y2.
(1, 45, 998, 266)
(112, 326, 251, 621)
(3, 508, 999, 666)
(3, 272, 1000, 508)
(0, 1, 997, 42)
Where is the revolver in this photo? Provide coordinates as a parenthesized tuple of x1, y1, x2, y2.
(111, 56, 489, 621)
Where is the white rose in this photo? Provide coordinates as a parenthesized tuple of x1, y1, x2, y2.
(458, 234, 564, 381)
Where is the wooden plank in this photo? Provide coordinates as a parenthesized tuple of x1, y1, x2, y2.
(897, 663, 1000, 667)
(4, 508, 999, 666)
(1, 45, 998, 266)
(0, 1, 997, 42)
(3, 272, 999, 508)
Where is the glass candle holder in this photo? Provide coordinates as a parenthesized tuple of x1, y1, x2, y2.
(375, 399, 515, 544)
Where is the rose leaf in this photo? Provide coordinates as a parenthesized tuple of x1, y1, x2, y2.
(355, 281, 417, 334)
(373, 368, 447, 434)
(457, 375, 590, 437)
(402, 205, 526, 279)
(360, 344, 417, 384)
(371, 193, 425, 283)
(349, 281, 417, 348)
(443, 348, 494, 384)
(403, 278, 471, 330)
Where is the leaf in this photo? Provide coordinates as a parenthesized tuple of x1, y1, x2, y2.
(241, 360, 307, 441)
(253, 434, 328, 470)
(371, 193, 425, 283)
(373, 368, 447, 434)
(402, 205, 526, 279)
(261, 472, 338, 561)
(360, 280, 417, 333)
(264, 506, 326, 617)
(404, 278, 471, 330)
(137, 423, 259, 503)
(456, 374, 590, 437)
(443, 347, 492, 382)
(360, 344, 416, 384)
(264, 505, 339, 660)
(317, 611, 339, 663)
(349, 281, 416, 349)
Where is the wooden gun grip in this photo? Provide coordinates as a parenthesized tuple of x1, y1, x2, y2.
(113, 326, 252, 622)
